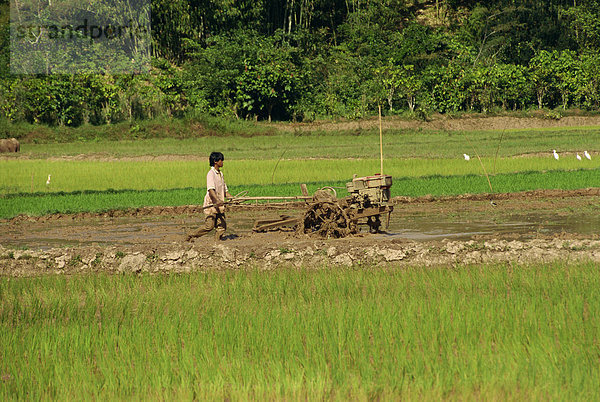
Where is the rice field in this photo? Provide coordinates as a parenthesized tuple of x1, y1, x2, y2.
(1, 168, 599, 219)
(2, 123, 600, 400)
(1, 263, 599, 399)
(1, 125, 598, 218)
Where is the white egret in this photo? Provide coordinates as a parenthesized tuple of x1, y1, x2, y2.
(584, 150, 591, 160)
(46, 174, 51, 186)
(553, 149, 559, 160)
(463, 153, 470, 161)
(577, 154, 582, 160)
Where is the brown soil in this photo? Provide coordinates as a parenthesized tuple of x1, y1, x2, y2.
(2, 189, 599, 276)
(274, 114, 600, 133)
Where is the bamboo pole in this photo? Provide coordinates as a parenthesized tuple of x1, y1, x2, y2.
(379, 105, 384, 175)
(202, 196, 312, 210)
(234, 196, 312, 201)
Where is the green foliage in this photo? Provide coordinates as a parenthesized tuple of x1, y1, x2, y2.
(528, 50, 590, 110)
(8, 0, 150, 74)
(182, 30, 305, 120)
(374, 62, 421, 112)
(422, 63, 468, 113)
(576, 52, 600, 109)
(235, 58, 302, 121)
(0, 70, 187, 126)
(2, 1, 600, 124)
(561, 0, 600, 51)
(395, 22, 451, 69)
(0, 2, 8, 76)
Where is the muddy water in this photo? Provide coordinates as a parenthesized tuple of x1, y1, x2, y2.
(385, 211, 600, 241)
(3, 216, 192, 250)
(2, 202, 598, 251)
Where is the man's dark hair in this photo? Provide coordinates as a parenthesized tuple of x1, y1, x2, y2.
(209, 152, 224, 167)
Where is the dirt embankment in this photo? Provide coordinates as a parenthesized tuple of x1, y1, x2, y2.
(2, 236, 600, 277)
(274, 114, 600, 133)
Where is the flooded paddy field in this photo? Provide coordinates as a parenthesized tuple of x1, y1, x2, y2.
(1, 189, 599, 276)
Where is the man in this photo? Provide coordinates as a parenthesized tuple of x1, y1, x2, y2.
(187, 152, 232, 241)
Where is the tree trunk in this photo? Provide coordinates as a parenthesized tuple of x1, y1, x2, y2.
(288, 0, 294, 33)
(408, 95, 415, 112)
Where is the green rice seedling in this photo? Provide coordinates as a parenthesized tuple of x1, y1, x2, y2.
(1, 263, 599, 399)
(2, 157, 599, 195)
(392, 168, 600, 196)
(1, 168, 599, 218)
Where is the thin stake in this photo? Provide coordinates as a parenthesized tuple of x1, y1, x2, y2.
(463, 133, 493, 193)
(493, 118, 510, 175)
(271, 148, 288, 185)
(493, 129, 505, 175)
(379, 105, 384, 175)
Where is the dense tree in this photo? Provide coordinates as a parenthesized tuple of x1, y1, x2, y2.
(0, 1, 8, 75)
(561, 0, 600, 51)
(1, 0, 600, 126)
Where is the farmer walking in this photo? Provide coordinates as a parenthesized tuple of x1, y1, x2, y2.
(187, 152, 232, 241)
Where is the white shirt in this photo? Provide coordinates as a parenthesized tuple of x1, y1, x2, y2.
(203, 167, 228, 215)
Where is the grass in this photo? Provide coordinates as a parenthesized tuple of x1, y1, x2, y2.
(1, 263, 599, 399)
(0, 114, 276, 144)
(2, 168, 599, 218)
